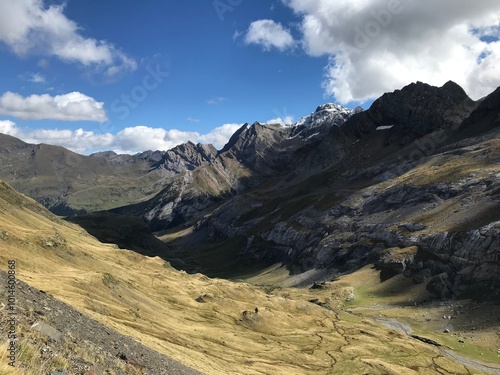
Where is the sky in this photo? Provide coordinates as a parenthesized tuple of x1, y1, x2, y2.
(0, 0, 499, 155)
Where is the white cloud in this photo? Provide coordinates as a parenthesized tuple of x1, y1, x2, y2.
(0, 0, 136, 77)
(198, 124, 243, 146)
(186, 117, 201, 123)
(245, 19, 295, 51)
(0, 91, 107, 122)
(0, 121, 243, 155)
(19, 72, 46, 83)
(266, 116, 295, 125)
(112, 124, 243, 153)
(276, 0, 500, 103)
(0, 120, 18, 136)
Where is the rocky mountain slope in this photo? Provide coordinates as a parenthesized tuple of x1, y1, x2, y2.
(111, 104, 357, 230)
(159, 81, 500, 300)
(0, 269, 201, 375)
(2, 179, 499, 375)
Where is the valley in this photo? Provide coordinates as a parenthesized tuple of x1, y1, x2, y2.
(0, 81, 499, 374)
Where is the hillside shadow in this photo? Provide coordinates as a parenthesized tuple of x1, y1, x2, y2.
(66, 213, 277, 278)
(66, 212, 169, 258)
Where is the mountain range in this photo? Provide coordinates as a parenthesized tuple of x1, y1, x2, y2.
(1, 81, 498, 291)
(1, 80, 500, 373)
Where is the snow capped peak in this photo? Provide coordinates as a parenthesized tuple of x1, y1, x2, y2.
(294, 103, 357, 128)
(314, 103, 347, 113)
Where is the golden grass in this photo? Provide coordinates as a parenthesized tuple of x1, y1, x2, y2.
(0, 181, 489, 374)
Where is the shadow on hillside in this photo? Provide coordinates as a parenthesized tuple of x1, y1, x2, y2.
(65, 213, 278, 279)
(66, 212, 169, 258)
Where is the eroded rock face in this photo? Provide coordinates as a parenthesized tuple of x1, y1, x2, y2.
(159, 142, 217, 176)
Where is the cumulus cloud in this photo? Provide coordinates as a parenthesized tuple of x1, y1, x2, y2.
(245, 19, 295, 51)
(198, 124, 243, 146)
(266, 116, 295, 125)
(272, 0, 500, 103)
(0, 120, 18, 136)
(0, 91, 107, 122)
(0, 121, 242, 155)
(0, 0, 136, 77)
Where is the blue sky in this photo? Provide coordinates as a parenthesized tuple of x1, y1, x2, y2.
(1, 0, 499, 154)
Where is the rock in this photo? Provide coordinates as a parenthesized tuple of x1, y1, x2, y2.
(399, 222, 427, 232)
(427, 273, 454, 299)
(413, 269, 432, 284)
(31, 321, 63, 342)
(377, 246, 418, 275)
(343, 81, 476, 139)
(310, 282, 326, 290)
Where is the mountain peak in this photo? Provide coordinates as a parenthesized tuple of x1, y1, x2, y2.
(344, 81, 476, 138)
(295, 103, 354, 128)
(441, 80, 469, 100)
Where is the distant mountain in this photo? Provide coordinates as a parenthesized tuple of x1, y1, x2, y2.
(0, 135, 216, 214)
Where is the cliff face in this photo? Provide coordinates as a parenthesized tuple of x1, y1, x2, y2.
(342, 81, 477, 140)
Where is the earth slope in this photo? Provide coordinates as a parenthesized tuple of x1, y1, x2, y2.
(1, 180, 493, 374)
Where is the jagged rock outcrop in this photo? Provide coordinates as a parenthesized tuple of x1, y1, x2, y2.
(342, 81, 477, 140)
(157, 141, 217, 177)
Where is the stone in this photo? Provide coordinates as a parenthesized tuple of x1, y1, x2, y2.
(427, 273, 454, 299)
(399, 222, 427, 232)
(31, 321, 63, 342)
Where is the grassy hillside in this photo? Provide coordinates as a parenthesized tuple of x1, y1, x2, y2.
(0, 134, 168, 214)
(0, 180, 496, 374)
